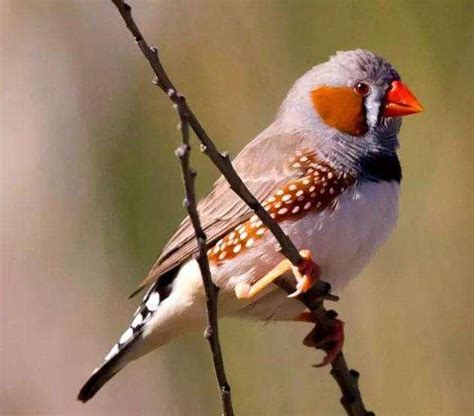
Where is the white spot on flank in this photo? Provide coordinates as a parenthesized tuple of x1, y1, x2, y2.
(233, 244, 242, 253)
(292, 206, 300, 214)
(240, 231, 248, 240)
(304, 202, 312, 210)
(316, 201, 322, 208)
(219, 251, 227, 260)
(119, 328, 133, 344)
(320, 188, 326, 194)
(104, 344, 119, 361)
(282, 194, 291, 201)
(246, 238, 254, 248)
(330, 187, 335, 194)
(289, 184, 297, 191)
(146, 292, 160, 311)
(256, 228, 265, 236)
(296, 190, 304, 197)
(300, 155, 308, 162)
(303, 179, 310, 185)
(278, 208, 288, 215)
(131, 313, 143, 328)
(309, 186, 316, 192)
(328, 172, 333, 179)
(275, 202, 282, 209)
(229, 232, 236, 240)
(276, 189, 284, 196)
(310, 192, 316, 198)
(297, 196, 305, 202)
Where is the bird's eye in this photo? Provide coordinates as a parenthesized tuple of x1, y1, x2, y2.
(354, 82, 370, 97)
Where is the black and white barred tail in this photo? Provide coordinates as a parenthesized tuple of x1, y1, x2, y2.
(78, 281, 165, 402)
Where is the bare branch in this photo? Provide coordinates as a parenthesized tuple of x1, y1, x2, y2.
(109, 1, 374, 415)
(175, 100, 233, 415)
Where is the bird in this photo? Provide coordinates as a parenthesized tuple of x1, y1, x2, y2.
(78, 49, 423, 402)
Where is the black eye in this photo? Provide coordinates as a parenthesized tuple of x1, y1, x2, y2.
(354, 82, 370, 96)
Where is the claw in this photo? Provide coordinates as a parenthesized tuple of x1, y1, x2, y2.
(298, 312, 345, 367)
(312, 319, 344, 368)
(287, 250, 320, 298)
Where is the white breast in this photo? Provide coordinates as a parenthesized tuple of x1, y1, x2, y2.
(286, 180, 400, 289)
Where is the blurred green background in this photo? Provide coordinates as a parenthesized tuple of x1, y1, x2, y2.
(1, 0, 472, 415)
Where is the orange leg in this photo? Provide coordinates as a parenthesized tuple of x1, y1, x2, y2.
(235, 249, 319, 299)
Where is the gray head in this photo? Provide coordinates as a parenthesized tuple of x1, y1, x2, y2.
(275, 49, 423, 176)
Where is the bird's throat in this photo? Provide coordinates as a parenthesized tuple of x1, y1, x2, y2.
(311, 86, 368, 136)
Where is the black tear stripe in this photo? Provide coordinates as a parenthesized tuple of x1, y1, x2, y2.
(360, 153, 401, 183)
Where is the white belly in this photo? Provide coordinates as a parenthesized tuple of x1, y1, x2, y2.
(155, 180, 400, 326)
(138, 181, 400, 353)
(219, 180, 400, 320)
(296, 179, 400, 289)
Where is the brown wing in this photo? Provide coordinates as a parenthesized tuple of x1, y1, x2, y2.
(207, 156, 356, 264)
(131, 131, 317, 296)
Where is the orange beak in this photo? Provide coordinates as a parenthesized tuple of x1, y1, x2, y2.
(382, 80, 423, 117)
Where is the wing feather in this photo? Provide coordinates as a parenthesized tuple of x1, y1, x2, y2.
(131, 130, 315, 296)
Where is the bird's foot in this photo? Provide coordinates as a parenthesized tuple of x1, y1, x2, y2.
(287, 249, 320, 298)
(235, 249, 319, 299)
(300, 314, 345, 367)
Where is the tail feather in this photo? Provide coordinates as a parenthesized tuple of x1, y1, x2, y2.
(78, 280, 165, 402)
(77, 352, 127, 402)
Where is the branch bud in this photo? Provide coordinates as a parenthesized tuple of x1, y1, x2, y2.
(175, 144, 189, 159)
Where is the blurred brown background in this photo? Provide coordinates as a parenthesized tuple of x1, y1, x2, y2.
(1, 1, 472, 415)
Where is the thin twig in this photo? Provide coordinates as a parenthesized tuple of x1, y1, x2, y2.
(275, 280, 374, 416)
(109, 1, 373, 415)
(175, 102, 233, 415)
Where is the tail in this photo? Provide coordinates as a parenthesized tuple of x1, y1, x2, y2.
(78, 279, 167, 403)
(78, 262, 201, 402)
(77, 344, 130, 402)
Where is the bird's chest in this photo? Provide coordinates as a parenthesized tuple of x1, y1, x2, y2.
(287, 180, 400, 288)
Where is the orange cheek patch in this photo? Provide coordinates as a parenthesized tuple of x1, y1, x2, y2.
(311, 86, 368, 136)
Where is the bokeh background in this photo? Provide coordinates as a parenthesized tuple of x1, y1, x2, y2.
(1, 1, 472, 415)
